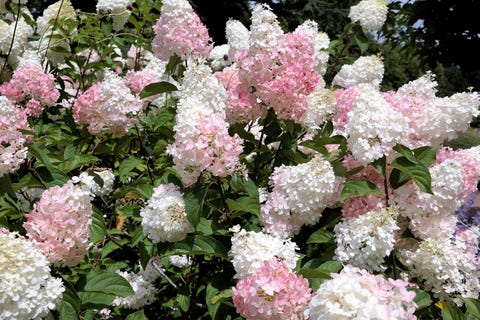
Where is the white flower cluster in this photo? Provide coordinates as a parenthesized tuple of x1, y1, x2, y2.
(249, 4, 284, 54)
(393, 159, 464, 240)
(301, 87, 336, 134)
(332, 55, 384, 89)
(209, 44, 232, 71)
(346, 84, 408, 165)
(228, 225, 299, 279)
(96, 0, 134, 31)
(71, 169, 115, 197)
(261, 155, 337, 237)
(0, 231, 65, 319)
(140, 183, 191, 243)
(112, 270, 157, 309)
(0, 11, 34, 66)
(314, 32, 330, 76)
(225, 19, 250, 60)
(349, 0, 388, 31)
(400, 238, 480, 305)
(308, 265, 417, 320)
(334, 207, 400, 272)
(36, 0, 76, 66)
(169, 255, 192, 268)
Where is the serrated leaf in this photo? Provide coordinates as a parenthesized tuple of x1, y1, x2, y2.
(90, 211, 107, 243)
(318, 261, 343, 273)
(28, 144, 54, 171)
(58, 154, 99, 172)
(306, 229, 334, 244)
(389, 157, 433, 194)
(463, 298, 480, 318)
(164, 235, 228, 259)
(340, 179, 382, 202)
(225, 196, 260, 217)
(118, 157, 144, 178)
(77, 291, 116, 306)
(184, 183, 209, 228)
(139, 81, 178, 99)
(83, 270, 134, 296)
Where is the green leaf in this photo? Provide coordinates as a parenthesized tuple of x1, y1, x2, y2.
(28, 144, 54, 171)
(389, 157, 433, 193)
(442, 304, 467, 320)
(318, 261, 343, 274)
(117, 157, 144, 180)
(58, 154, 99, 172)
(225, 196, 260, 218)
(164, 235, 228, 259)
(77, 291, 116, 306)
(413, 146, 438, 168)
(463, 298, 480, 318)
(306, 229, 334, 244)
(340, 179, 382, 202)
(176, 291, 190, 312)
(57, 287, 80, 320)
(0, 175, 15, 197)
(412, 288, 433, 309)
(139, 81, 178, 99)
(83, 270, 134, 297)
(184, 183, 209, 228)
(125, 310, 149, 320)
(298, 267, 333, 280)
(90, 211, 107, 243)
(354, 34, 369, 53)
(393, 144, 417, 163)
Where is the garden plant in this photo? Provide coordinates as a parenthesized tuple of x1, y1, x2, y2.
(1, 0, 480, 319)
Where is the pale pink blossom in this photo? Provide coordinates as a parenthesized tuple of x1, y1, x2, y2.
(0, 61, 59, 116)
(232, 257, 313, 320)
(23, 181, 93, 266)
(152, 0, 212, 60)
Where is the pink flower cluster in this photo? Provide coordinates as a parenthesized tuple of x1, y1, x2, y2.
(73, 70, 143, 136)
(23, 181, 93, 267)
(215, 6, 319, 122)
(167, 117, 244, 187)
(232, 257, 313, 320)
(0, 97, 31, 177)
(152, 0, 212, 61)
(0, 61, 60, 116)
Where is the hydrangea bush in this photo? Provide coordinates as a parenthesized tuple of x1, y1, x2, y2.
(0, 0, 479, 319)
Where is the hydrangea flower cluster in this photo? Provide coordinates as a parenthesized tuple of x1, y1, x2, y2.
(140, 183, 191, 243)
(261, 155, 336, 237)
(0, 59, 60, 116)
(300, 85, 337, 134)
(384, 73, 480, 148)
(232, 257, 313, 320)
(0, 10, 34, 66)
(345, 84, 408, 165)
(216, 4, 319, 123)
(35, 0, 77, 65)
(152, 0, 212, 60)
(228, 225, 299, 279)
(112, 270, 158, 309)
(73, 69, 143, 136)
(0, 96, 31, 177)
(349, 0, 388, 31)
(225, 19, 250, 61)
(332, 55, 384, 89)
(23, 181, 93, 266)
(96, 0, 134, 31)
(334, 206, 400, 272)
(400, 238, 480, 305)
(71, 168, 115, 197)
(308, 265, 417, 319)
(167, 62, 243, 186)
(0, 231, 65, 319)
(393, 159, 465, 240)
